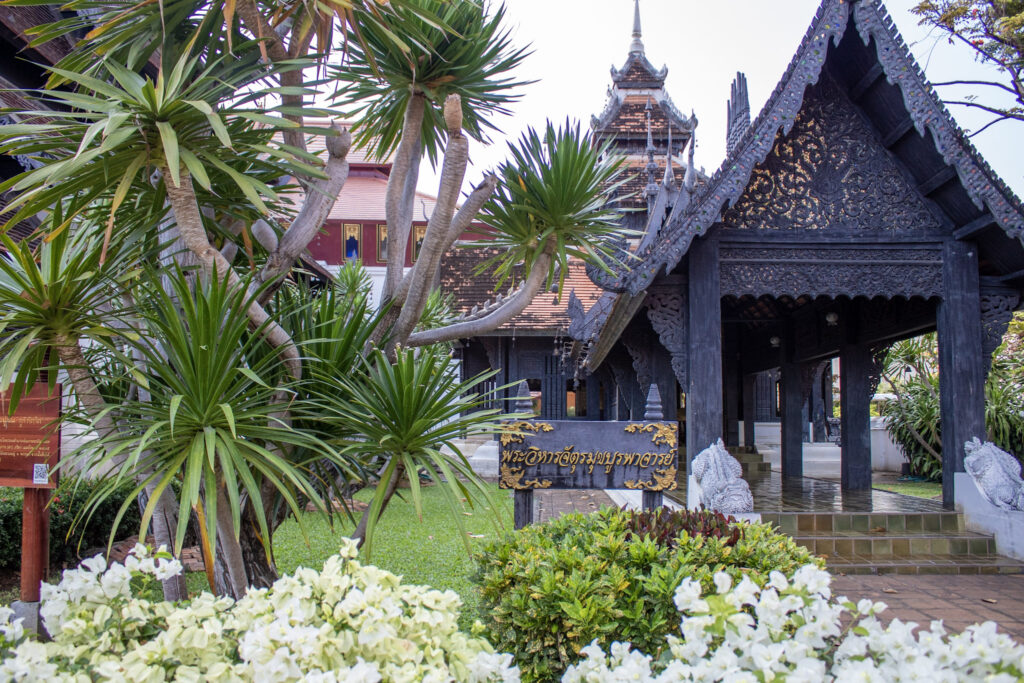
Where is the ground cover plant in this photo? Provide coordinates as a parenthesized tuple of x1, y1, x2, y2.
(472, 507, 820, 682)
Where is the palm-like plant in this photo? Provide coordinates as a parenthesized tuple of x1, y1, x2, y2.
(0, 40, 327, 245)
(81, 269, 348, 597)
(336, 0, 530, 163)
(310, 346, 504, 557)
(0, 227, 128, 411)
(474, 120, 630, 292)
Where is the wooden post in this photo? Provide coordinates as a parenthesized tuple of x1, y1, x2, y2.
(780, 359, 804, 478)
(937, 240, 985, 506)
(513, 490, 533, 529)
(839, 343, 872, 490)
(742, 373, 756, 449)
(686, 236, 723, 466)
(20, 488, 49, 602)
(723, 331, 740, 448)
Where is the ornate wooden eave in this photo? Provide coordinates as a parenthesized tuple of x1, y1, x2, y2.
(588, 0, 1024, 300)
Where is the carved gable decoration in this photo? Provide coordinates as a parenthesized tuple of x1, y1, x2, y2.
(721, 74, 941, 234)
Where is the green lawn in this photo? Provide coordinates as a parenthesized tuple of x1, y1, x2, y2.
(874, 481, 942, 499)
(271, 482, 513, 627)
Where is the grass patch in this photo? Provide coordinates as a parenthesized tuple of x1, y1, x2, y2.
(874, 481, 942, 499)
(273, 482, 513, 627)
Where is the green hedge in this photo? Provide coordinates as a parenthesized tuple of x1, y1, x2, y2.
(0, 477, 141, 571)
(472, 506, 820, 682)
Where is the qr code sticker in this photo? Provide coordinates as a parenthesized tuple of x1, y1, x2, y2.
(32, 464, 48, 485)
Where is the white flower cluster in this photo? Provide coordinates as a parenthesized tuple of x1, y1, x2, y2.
(563, 564, 1024, 682)
(0, 540, 519, 682)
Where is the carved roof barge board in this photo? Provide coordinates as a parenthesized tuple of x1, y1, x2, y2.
(588, 0, 1024, 299)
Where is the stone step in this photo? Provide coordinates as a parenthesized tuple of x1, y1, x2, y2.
(726, 446, 757, 456)
(761, 511, 964, 535)
(793, 530, 996, 557)
(825, 554, 1024, 576)
(733, 453, 766, 464)
(741, 462, 772, 475)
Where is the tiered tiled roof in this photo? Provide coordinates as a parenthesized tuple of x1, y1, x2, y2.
(439, 248, 605, 334)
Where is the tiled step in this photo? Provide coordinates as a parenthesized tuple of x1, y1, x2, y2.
(742, 461, 772, 474)
(762, 510, 1024, 575)
(761, 511, 964, 534)
(826, 554, 1024, 575)
(793, 530, 996, 557)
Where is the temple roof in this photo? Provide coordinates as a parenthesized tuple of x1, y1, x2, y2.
(589, 0, 1024, 298)
(439, 249, 604, 335)
(572, 0, 1024, 371)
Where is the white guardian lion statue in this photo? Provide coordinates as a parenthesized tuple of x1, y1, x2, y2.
(691, 439, 754, 514)
(964, 438, 1024, 511)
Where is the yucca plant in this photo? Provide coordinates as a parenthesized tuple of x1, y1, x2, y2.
(474, 120, 630, 292)
(0, 225, 129, 411)
(336, 0, 530, 163)
(79, 269, 348, 597)
(310, 345, 505, 557)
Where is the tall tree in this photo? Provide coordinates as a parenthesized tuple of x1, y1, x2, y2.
(0, 0, 628, 596)
(914, 0, 1024, 135)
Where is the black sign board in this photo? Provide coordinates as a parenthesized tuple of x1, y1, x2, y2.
(499, 419, 679, 527)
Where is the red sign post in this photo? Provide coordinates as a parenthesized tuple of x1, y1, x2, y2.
(0, 384, 61, 602)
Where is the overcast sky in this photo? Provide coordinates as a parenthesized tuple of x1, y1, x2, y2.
(416, 0, 1023, 201)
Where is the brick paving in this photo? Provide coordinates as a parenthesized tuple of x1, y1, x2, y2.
(532, 490, 1024, 642)
(831, 574, 1024, 641)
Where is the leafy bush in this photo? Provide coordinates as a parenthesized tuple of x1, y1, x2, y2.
(0, 477, 141, 571)
(472, 507, 819, 682)
(881, 328, 1024, 481)
(565, 564, 1024, 681)
(1, 540, 519, 682)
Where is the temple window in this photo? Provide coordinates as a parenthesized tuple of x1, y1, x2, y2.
(343, 224, 360, 261)
(377, 224, 387, 262)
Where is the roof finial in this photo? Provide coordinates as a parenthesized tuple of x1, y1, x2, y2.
(684, 124, 696, 194)
(726, 72, 750, 157)
(662, 122, 675, 187)
(630, 0, 644, 54)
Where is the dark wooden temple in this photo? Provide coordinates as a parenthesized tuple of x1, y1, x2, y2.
(569, 0, 1024, 506)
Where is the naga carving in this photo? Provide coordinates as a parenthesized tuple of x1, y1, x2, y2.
(691, 439, 754, 515)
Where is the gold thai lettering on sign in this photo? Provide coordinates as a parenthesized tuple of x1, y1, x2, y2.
(501, 448, 677, 478)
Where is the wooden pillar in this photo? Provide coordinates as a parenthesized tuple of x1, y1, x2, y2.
(20, 489, 50, 602)
(780, 359, 804, 478)
(585, 376, 601, 420)
(937, 240, 985, 506)
(839, 343, 872, 491)
(723, 330, 740, 447)
(742, 374, 756, 449)
(686, 237, 722, 467)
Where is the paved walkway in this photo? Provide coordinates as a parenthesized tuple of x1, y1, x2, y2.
(532, 490, 1024, 642)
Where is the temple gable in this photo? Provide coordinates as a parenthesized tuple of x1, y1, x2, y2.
(721, 74, 943, 234)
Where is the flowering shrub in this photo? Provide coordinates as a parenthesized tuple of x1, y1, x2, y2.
(0, 540, 520, 682)
(473, 507, 817, 682)
(563, 564, 1024, 682)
